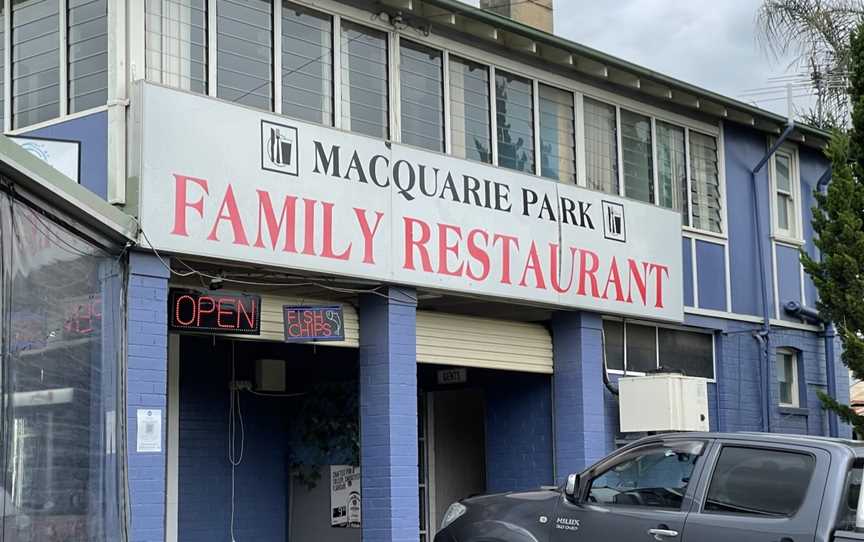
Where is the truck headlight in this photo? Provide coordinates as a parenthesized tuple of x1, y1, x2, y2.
(441, 502, 467, 530)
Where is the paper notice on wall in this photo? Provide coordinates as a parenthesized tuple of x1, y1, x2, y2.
(136, 409, 162, 453)
(330, 465, 361, 528)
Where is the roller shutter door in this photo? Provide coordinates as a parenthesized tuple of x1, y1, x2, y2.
(416, 311, 552, 373)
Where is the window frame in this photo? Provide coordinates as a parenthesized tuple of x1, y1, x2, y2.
(769, 144, 803, 244)
(133, 0, 727, 236)
(581, 440, 708, 509)
(776, 347, 800, 408)
(2, 0, 114, 133)
(602, 316, 717, 381)
(699, 444, 817, 518)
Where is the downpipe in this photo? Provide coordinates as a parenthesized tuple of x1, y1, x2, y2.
(750, 121, 796, 433)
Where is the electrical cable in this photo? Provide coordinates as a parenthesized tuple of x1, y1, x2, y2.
(136, 219, 419, 304)
(228, 341, 245, 542)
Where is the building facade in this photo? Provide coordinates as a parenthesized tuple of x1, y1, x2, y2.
(0, 1, 852, 542)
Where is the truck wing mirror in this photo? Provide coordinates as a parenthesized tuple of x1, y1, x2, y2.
(564, 473, 580, 501)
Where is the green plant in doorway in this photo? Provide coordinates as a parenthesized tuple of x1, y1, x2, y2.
(288, 380, 359, 489)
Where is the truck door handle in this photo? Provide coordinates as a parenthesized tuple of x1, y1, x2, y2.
(647, 528, 679, 540)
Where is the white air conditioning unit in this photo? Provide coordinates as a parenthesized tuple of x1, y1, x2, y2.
(618, 373, 709, 432)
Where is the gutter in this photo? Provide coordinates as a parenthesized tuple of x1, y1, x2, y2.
(422, 0, 830, 144)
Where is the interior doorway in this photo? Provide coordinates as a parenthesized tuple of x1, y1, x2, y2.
(422, 388, 486, 539)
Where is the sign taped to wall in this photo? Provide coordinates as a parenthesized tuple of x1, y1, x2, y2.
(330, 465, 361, 528)
(135, 83, 684, 322)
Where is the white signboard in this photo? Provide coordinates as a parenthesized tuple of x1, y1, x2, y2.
(135, 83, 684, 321)
(10, 136, 80, 183)
(330, 465, 361, 528)
(136, 408, 162, 453)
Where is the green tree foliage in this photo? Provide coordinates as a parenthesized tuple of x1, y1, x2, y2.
(756, 0, 862, 128)
(801, 21, 864, 434)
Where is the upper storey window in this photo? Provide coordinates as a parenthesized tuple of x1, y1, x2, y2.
(216, 0, 273, 110)
(584, 97, 618, 195)
(400, 39, 443, 152)
(449, 55, 491, 163)
(770, 147, 802, 242)
(144, 0, 208, 94)
(341, 21, 388, 139)
(281, 1, 332, 126)
(496, 70, 534, 174)
(139, 2, 724, 235)
(539, 83, 576, 183)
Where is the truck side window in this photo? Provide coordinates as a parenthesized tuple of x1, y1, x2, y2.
(704, 446, 815, 517)
(837, 462, 863, 530)
(587, 441, 704, 510)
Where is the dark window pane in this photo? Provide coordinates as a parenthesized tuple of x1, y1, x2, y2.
(400, 40, 442, 152)
(341, 21, 388, 139)
(603, 320, 624, 371)
(621, 109, 653, 203)
(705, 447, 814, 516)
(658, 328, 713, 378)
(656, 121, 687, 223)
(281, 1, 331, 125)
(539, 84, 575, 183)
(68, 0, 107, 112)
(589, 441, 704, 509)
(584, 97, 618, 194)
(496, 70, 534, 173)
(216, 0, 272, 111)
(449, 55, 490, 163)
(690, 131, 722, 233)
(12, 0, 60, 128)
(626, 323, 656, 372)
(144, 0, 208, 94)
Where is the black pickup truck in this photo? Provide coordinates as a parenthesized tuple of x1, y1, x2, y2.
(435, 432, 864, 542)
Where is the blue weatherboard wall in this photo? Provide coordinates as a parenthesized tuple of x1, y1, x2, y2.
(552, 311, 615, 480)
(484, 371, 553, 492)
(682, 237, 694, 307)
(723, 123, 771, 318)
(359, 287, 419, 542)
(176, 338, 288, 542)
(776, 244, 803, 322)
(695, 240, 726, 311)
(126, 252, 169, 542)
(23, 110, 108, 198)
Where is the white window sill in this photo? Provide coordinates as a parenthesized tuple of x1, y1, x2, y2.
(772, 234, 805, 247)
(682, 225, 727, 241)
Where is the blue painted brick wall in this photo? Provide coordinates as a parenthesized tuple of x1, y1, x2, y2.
(127, 252, 169, 542)
(552, 311, 615, 480)
(358, 287, 419, 542)
(485, 371, 553, 492)
(710, 318, 851, 437)
(177, 338, 288, 542)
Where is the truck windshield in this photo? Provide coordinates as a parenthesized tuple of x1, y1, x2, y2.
(837, 461, 863, 531)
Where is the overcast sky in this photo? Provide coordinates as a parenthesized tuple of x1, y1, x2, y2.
(468, 0, 806, 116)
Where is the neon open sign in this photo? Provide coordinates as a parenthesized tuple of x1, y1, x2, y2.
(169, 289, 261, 335)
(283, 305, 344, 342)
